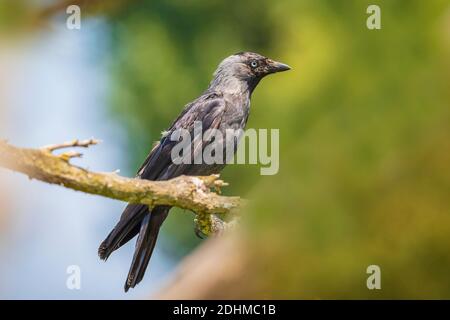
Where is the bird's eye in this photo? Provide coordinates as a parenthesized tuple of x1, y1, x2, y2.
(250, 61, 258, 68)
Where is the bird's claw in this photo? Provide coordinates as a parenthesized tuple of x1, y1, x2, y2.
(194, 218, 207, 239)
(195, 227, 206, 239)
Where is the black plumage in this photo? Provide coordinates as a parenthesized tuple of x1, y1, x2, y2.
(98, 52, 290, 291)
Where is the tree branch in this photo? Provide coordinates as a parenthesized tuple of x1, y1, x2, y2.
(0, 139, 242, 234)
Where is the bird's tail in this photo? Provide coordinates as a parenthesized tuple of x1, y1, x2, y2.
(98, 203, 148, 261)
(124, 206, 169, 292)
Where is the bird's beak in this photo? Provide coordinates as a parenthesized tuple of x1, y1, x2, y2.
(267, 59, 291, 74)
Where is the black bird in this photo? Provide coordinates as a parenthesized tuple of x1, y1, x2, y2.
(98, 52, 290, 291)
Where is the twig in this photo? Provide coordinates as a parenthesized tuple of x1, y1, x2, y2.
(42, 138, 100, 152)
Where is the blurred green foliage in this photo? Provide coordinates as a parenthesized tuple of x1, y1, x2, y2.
(108, 0, 450, 297)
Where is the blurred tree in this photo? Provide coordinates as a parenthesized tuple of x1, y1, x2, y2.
(2, 0, 449, 298)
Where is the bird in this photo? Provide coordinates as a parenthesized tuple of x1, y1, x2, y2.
(98, 52, 291, 292)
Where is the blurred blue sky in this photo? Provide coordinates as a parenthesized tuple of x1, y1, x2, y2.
(0, 19, 175, 299)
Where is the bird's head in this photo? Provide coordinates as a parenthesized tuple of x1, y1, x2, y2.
(209, 52, 291, 94)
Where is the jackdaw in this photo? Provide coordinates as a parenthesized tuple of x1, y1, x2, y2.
(98, 52, 290, 291)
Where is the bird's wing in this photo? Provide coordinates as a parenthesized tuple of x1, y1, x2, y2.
(158, 96, 228, 179)
(137, 93, 227, 181)
(98, 94, 227, 261)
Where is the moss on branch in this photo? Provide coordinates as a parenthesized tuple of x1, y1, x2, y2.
(0, 139, 242, 234)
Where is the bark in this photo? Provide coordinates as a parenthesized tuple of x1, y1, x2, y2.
(0, 139, 243, 235)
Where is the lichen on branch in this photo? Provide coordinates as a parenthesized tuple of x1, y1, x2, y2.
(0, 139, 242, 234)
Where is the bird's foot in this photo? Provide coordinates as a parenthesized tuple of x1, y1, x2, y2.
(194, 216, 208, 239)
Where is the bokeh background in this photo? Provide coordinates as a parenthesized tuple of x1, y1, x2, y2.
(0, 0, 449, 299)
